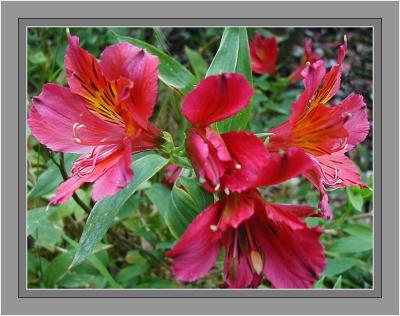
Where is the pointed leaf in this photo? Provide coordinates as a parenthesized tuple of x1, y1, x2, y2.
(71, 154, 168, 267)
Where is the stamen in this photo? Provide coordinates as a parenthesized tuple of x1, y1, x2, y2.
(214, 183, 220, 191)
(250, 250, 263, 275)
(278, 149, 285, 157)
(310, 157, 343, 186)
(199, 177, 206, 184)
(224, 188, 230, 195)
(210, 225, 218, 232)
(234, 163, 241, 170)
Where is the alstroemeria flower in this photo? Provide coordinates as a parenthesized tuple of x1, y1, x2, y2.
(167, 190, 326, 288)
(163, 163, 182, 188)
(29, 35, 162, 204)
(288, 39, 320, 83)
(267, 41, 370, 218)
(249, 33, 279, 75)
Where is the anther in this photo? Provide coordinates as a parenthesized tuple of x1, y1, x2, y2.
(305, 61, 311, 66)
(224, 188, 230, 195)
(235, 163, 242, 170)
(344, 34, 348, 44)
(214, 183, 220, 191)
(210, 225, 218, 232)
(278, 149, 285, 157)
(199, 177, 206, 184)
(250, 250, 263, 275)
(346, 112, 352, 118)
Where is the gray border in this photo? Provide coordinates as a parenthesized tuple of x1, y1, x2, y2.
(19, 19, 379, 298)
(2, 1, 398, 315)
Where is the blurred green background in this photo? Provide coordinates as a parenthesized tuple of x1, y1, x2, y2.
(27, 27, 373, 289)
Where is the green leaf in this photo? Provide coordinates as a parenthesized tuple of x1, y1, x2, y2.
(71, 154, 168, 267)
(113, 32, 197, 94)
(324, 258, 358, 277)
(346, 187, 364, 212)
(43, 251, 75, 288)
(333, 275, 342, 288)
(206, 27, 253, 132)
(64, 235, 121, 288)
(329, 236, 372, 254)
(28, 154, 78, 199)
(343, 223, 372, 241)
(145, 183, 171, 217)
(314, 276, 326, 288)
(116, 264, 149, 285)
(185, 46, 208, 79)
(165, 174, 214, 238)
(58, 273, 107, 288)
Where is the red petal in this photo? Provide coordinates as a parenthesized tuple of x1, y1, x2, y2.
(101, 43, 159, 120)
(257, 147, 313, 186)
(28, 84, 124, 153)
(186, 128, 230, 189)
(265, 202, 315, 230)
(312, 43, 347, 106)
(250, 34, 279, 75)
(65, 36, 127, 125)
(218, 193, 255, 231)
(182, 73, 253, 127)
(253, 207, 326, 288)
(221, 131, 270, 192)
(166, 201, 223, 282)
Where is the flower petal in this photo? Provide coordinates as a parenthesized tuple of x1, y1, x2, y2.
(253, 207, 326, 288)
(166, 201, 223, 282)
(250, 34, 279, 75)
(29, 84, 124, 153)
(92, 139, 133, 201)
(50, 146, 125, 204)
(258, 147, 314, 186)
(316, 150, 366, 188)
(333, 93, 370, 150)
(65, 35, 126, 125)
(221, 131, 270, 192)
(265, 202, 316, 230)
(182, 73, 253, 127)
(218, 193, 255, 230)
(100, 43, 159, 120)
(186, 128, 230, 190)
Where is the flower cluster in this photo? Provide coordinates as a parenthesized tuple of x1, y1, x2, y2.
(28, 32, 370, 289)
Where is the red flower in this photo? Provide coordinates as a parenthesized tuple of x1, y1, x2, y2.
(163, 163, 182, 188)
(29, 35, 162, 204)
(249, 33, 279, 75)
(167, 190, 326, 288)
(288, 39, 320, 83)
(267, 41, 370, 218)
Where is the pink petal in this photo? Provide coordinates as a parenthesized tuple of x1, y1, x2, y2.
(265, 202, 315, 230)
(254, 208, 326, 288)
(166, 201, 223, 282)
(92, 139, 133, 201)
(221, 131, 270, 192)
(50, 146, 126, 204)
(333, 93, 370, 150)
(316, 150, 366, 188)
(182, 73, 253, 127)
(101, 43, 159, 120)
(28, 84, 124, 153)
(218, 193, 255, 231)
(186, 128, 230, 189)
(223, 248, 254, 288)
(257, 147, 314, 186)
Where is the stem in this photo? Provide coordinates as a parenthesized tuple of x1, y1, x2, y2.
(53, 153, 170, 269)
